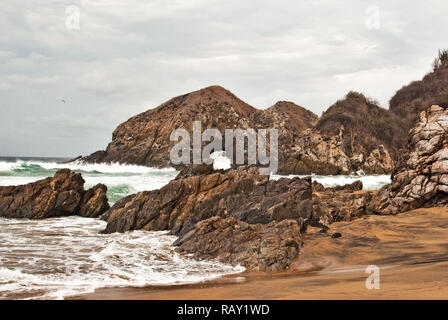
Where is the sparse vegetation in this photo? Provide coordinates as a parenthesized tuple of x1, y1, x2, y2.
(432, 49, 448, 71)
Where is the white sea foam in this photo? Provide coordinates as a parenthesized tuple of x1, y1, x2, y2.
(0, 159, 175, 174)
(0, 217, 244, 300)
(0, 160, 24, 172)
(43, 160, 176, 174)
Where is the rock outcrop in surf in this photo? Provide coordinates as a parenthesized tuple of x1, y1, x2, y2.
(99, 164, 311, 270)
(101, 165, 313, 236)
(0, 169, 109, 219)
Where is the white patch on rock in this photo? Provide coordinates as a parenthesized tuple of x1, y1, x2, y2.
(210, 151, 231, 170)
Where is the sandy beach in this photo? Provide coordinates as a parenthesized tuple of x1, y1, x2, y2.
(72, 207, 448, 300)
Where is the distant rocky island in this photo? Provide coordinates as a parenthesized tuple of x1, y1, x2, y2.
(80, 65, 448, 175)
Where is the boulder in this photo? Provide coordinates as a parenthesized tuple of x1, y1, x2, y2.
(312, 180, 363, 193)
(312, 191, 374, 226)
(312, 180, 374, 226)
(174, 216, 302, 271)
(0, 169, 109, 219)
(79, 183, 109, 218)
(370, 105, 448, 214)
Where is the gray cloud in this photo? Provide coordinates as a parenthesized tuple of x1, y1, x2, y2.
(0, 0, 447, 156)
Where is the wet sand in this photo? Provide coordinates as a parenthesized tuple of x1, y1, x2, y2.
(73, 207, 448, 300)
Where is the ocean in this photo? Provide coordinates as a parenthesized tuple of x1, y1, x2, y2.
(0, 157, 390, 299)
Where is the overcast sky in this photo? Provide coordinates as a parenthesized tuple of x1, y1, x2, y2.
(1, 0, 447, 157)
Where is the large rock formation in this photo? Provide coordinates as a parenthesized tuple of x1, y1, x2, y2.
(370, 105, 448, 214)
(83, 86, 259, 168)
(0, 169, 109, 219)
(101, 165, 313, 235)
(82, 86, 400, 175)
(100, 164, 313, 270)
(174, 217, 302, 271)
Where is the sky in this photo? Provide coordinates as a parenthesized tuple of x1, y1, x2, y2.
(1, 0, 447, 157)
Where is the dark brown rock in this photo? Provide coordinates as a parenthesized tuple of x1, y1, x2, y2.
(312, 180, 363, 193)
(0, 169, 109, 219)
(174, 216, 302, 271)
(79, 183, 110, 218)
(370, 105, 448, 214)
(331, 232, 342, 239)
(175, 163, 217, 179)
(101, 166, 313, 235)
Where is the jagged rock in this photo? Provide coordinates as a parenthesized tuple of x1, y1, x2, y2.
(101, 165, 313, 235)
(312, 187, 374, 226)
(370, 105, 448, 214)
(0, 169, 109, 219)
(174, 216, 302, 271)
(175, 163, 217, 179)
(78, 183, 109, 218)
(311, 180, 373, 226)
(312, 180, 363, 193)
(83, 86, 400, 175)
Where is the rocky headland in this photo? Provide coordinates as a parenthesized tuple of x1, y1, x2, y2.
(81, 86, 407, 175)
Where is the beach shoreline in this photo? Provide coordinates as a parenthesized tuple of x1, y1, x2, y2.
(71, 207, 448, 300)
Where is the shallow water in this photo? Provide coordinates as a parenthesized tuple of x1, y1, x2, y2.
(0, 216, 244, 300)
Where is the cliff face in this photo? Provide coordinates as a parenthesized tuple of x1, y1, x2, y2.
(370, 105, 448, 214)
(84, 85, 405, 174)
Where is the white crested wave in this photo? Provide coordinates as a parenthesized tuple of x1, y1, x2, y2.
(0, 159, 179, 204)
(0, 159, 175, 174)
(44, 160, 176, 174)
(0, 217, 244, 300)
